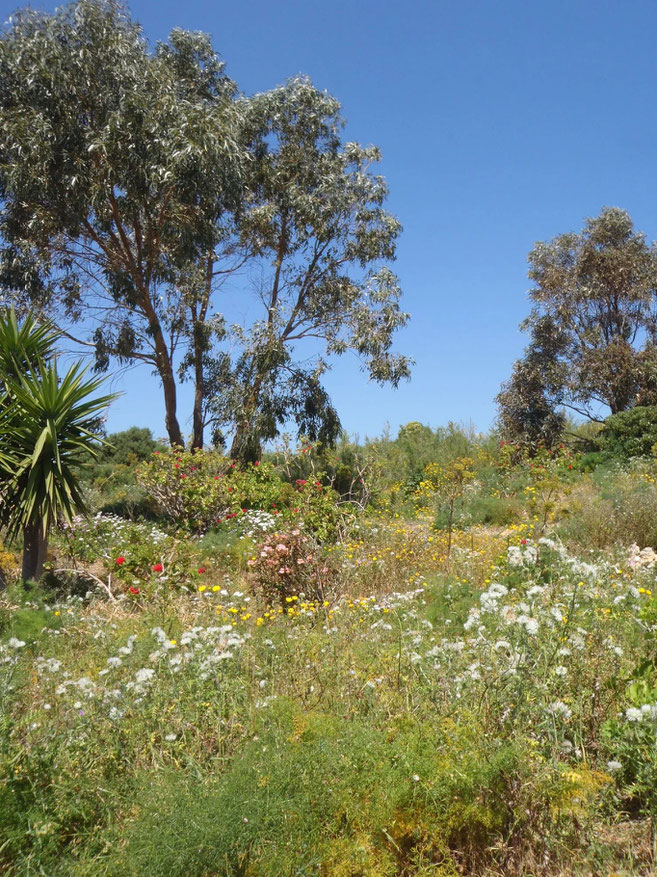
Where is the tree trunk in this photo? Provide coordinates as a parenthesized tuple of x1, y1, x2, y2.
(141, 294, 185, 448)
(230, 421, 262, 465)
(230, 370, 265, 464)
(161, 364, 184, 448)
(191, 330, 205, 450)
(22, 521, 48, 582)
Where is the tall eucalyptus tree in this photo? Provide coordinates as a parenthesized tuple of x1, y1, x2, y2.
(215, 77, 411, 462)
(0, 2, 410, 456)
(0, 0, 243, 447)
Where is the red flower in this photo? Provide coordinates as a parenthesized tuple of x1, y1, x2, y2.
(197, 567, 206, 574)
(152, 563, 163, 573)
(242, 508, 247, 514)
(214, 475, 219, 480)
(296, 479, 307, 486)
(174, 463, 180, 469)
(180, 474, 187, 479)
(128, 586, 140, 595)
(154, 450, 160, 455)
(116, 557, 126, 565)
(520, 539, 527, 545)
(253, 460, 260, 466)
(227, 487, 233, 492)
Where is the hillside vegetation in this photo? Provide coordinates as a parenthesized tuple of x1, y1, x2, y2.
(2, 428, 657, 875)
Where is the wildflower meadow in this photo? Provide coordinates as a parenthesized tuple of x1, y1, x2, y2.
(2, 436, 657, 875)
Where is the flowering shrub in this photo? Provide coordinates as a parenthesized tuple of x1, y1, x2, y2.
(137, 446, 347, 540)
(137, 448, 293, 532)
(248, 528, 336, 606)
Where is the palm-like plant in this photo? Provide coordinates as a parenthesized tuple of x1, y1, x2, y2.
(0, 310, 116, 580)
(0, 308, 58, 383)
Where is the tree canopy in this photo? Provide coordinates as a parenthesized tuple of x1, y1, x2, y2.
(497, 207, 657, 446)
(0, 0, 410, 455)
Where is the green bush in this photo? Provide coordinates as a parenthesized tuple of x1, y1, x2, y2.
(137, 447, 346, 540)
(113, 707, 559, 877)
(433, 494, 521, 530)
(601, 406, 657, 459)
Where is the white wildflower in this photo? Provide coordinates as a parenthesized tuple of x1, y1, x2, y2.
(548, 701, 572, 721)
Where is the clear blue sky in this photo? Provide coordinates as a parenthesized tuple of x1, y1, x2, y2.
(3, 0, 657, 442)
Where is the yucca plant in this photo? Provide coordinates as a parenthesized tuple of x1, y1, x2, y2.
(0, 310, 117, 581)
(0, 308, 58, 383)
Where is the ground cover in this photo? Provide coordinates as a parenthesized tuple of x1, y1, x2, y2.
(2, 507, 657, 874)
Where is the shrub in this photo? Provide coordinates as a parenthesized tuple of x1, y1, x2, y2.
(601, 406, 657, 459)
(558, 469, 657, 549)
(113, 707, 571, 877)
(138, 447, 346, 540)
(247, 528, 336, 607)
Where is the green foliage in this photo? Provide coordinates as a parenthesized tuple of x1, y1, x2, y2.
(557, 464, 657, 549)
(0, 310, 116, 579)
(0, 362, 115, 535)
(434, 493, 521, 530)
(601, 406, 657, 459)
(137, 446, 345, 540)
(0, 2, 410, 452)
(98, 427, 162, 466)
(113, 708, 553, 877)
(498, 207, 657, 448)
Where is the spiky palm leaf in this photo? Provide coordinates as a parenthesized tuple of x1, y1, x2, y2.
(0, 308, 58, 388)
(0, 360, 117, 539)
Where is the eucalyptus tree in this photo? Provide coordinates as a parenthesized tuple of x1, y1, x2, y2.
(0, 0, 243, 448)
(497, 208, 657, 446)
(0, 311, 116, 581)
(0, 4, 410, 456)
(213, 77, 411, 462)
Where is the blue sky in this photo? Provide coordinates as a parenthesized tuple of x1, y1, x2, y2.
(3, 0, 657, 442)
